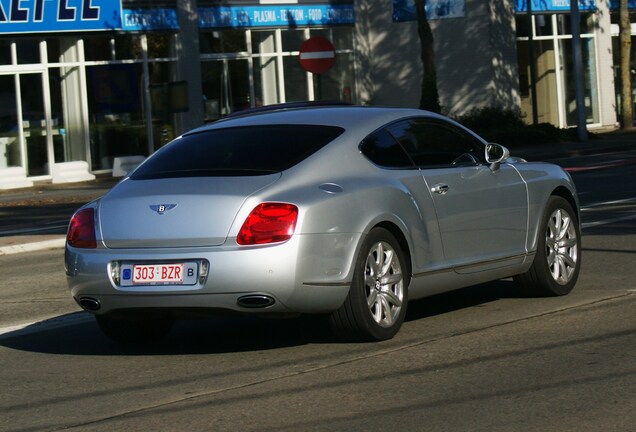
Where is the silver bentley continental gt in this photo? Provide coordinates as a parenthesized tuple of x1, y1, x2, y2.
(65, 106, 581, 343)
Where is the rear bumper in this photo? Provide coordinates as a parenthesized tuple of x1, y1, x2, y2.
(65, 232, 360, 315)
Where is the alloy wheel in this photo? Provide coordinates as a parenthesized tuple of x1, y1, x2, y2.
(364, 241, 405, 328)
(545, 207, 579, 285)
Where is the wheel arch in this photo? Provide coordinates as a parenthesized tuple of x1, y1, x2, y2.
(372, 221, 413, 281)
(550, 185, 580, 222)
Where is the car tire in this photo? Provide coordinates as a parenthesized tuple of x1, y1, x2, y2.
(95, 313, 174, 344)
(514, 196, 581, 296)
(329, 228, 409, 341)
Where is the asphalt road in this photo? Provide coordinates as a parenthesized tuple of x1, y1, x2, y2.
(1, 149, 635, 431)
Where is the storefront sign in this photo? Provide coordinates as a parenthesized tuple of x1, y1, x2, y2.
(0, 0, 121, 33)
(607, 0, 636, 8)
(514, 0, 596, 12)
(0, 1, 359, 33)
(121, 8, 178, 31)
(198, 4, 355, 28)
(393, 0, 465, 22)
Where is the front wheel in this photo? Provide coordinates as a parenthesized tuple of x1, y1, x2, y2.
(514, 196, 581, 296)
(329, 228, 409, 341)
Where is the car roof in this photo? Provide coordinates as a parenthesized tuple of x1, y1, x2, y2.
(185, 105, 444, 136)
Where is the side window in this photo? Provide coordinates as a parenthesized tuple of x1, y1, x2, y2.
(360, 128, 415, 169)
(387, 118, 484, 168)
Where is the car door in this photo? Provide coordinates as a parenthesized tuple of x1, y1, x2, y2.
(359, 127, 447, 275)
(387, 117, 528, 272)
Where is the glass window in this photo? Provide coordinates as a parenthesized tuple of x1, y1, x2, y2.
(281, 30, 306, 52)
(200, 30, 246, 54)
(21, 74, 48, 176)
(313, 51, 355, 102)
(148, 61, 179, 147)
(360, 129, 414, 169)
(388, 119, 483, 168)
(114, 34, 142, 60)
(131, 125, 345, 179)
(46, 38, 61, 63)
(0, 75, 20, 168)
(16, 39, 41, 64)
(283, 56, 308, 102)
(310, 28, 355, 102)
(86, 63, 147, 170)
(147, 33, 174, 58)
(84, 36, 113, 61)
(201, 59, 251, 120)
(559, 37, 600, 124)
(556, 13, 594, 35)
(201, 61, 223, 120)
(534, 15, 553, 37)
(0, 41, 11, 65)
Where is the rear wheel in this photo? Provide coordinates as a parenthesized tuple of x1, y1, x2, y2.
(330, 228, 409, 341)
(95, 313, 174, 344)
(514, 196, 581, 296)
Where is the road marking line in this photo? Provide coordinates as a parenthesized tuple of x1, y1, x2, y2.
(582, 213, 636, 229)
(581, 197, 636, 210)
(565, 158, 636, 172)
(0, 237, 66, 256)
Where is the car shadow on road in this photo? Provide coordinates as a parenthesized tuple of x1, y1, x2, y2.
(405, 279, 527, 323)
(0, 280, 531, 356)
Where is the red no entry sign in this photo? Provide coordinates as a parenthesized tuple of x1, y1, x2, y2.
(298, 36, 336, 74)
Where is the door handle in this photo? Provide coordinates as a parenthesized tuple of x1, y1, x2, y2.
(431, 183, 449, 195)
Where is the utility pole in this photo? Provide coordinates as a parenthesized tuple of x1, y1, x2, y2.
(527, 0, 539, 125)
(570, 0, 588, 141)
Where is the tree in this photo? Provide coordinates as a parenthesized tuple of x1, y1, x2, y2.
(415, 0, 441, 113)
(619, 0, 634, 129)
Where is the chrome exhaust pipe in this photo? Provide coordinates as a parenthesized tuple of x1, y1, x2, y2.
(237, 295, 275, 308)
(77, 297, 101, 312)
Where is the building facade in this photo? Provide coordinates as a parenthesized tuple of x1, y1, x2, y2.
(0, 0, 628, 189)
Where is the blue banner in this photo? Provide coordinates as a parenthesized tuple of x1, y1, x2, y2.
(514, 0, 597, 12)
(121, 8, 178, 31)
(393, 0, 465, 22)
(0, 2, 359, 33)
(608, 0, 636, 8)
(0, 0, 121, 33)
(198, 5, 355, 29)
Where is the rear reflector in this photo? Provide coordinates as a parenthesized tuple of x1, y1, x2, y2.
(67, 208, 97, 249)
(237, 203, 298, 245)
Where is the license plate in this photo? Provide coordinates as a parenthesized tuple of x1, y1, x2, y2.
(119, 262, 199, 287)
(133, 264, 184, 284)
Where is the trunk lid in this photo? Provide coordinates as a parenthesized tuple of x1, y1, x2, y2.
(98, 175, 280, 248)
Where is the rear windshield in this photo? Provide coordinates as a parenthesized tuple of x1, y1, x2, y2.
(131, 124, 345, 180)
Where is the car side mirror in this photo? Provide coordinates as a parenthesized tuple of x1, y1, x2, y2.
(485, 143, 510, 171)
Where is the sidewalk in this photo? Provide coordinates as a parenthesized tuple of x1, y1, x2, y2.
(1, 129, 635, 255)
(0, 176, 119, 255)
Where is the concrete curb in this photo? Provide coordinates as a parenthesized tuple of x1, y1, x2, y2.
(0, 237, 66, 256)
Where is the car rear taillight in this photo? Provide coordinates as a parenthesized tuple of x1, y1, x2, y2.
(67, 208, 97, 249)
(237, 203, 298, 245)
